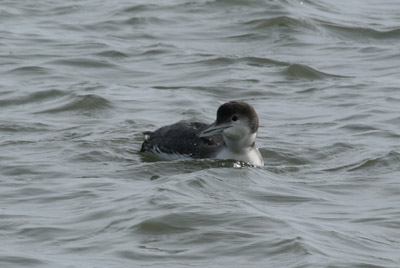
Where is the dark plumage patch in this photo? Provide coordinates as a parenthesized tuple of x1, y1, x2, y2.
(140, 121, 223, 159)
(216, 101, 259, 133)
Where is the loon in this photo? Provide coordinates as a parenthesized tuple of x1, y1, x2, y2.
(140, 101, 264, 166)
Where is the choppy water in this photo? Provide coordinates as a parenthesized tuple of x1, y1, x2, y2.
(1, 0, 400, 267)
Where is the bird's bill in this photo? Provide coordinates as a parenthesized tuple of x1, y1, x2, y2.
(199, 122, 231, 137)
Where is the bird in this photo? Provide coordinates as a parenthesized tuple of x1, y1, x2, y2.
(140, 101, 264, 166)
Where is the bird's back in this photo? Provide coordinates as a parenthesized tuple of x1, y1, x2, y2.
(140, 121, 223, 159)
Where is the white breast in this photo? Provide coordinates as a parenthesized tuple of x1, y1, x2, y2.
(215, 147, 264, 167)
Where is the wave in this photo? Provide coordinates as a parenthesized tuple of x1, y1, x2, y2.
(0, 255, 45, 267)
(284, 63, 348, 80)
(167, 56, 288, 68)
(165, 55, 345, 80)
(243, 16, 317, 31)
(95, 50, 128, 58)
(49, 58, 115, 68)
(36, 94, 112, 115)
(7, 66, 52, 75)
(339, 123, 379, 132)
(324, 150, 400, 172)
(0, 122, 50, 133)
(348, 150, 400, 172)
(0, 89, 66, 108)
(321, 22, 400, 42)
(114, 4, 161, 15)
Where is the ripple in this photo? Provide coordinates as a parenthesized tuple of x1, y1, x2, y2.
(311, 142, 356, 161)
(348, 150, 400, 172)
(0, 255, 45, 267)
(132, 217, 196, 235)
(227, 33, 270, 40)
(244, 16, 316, 31)
(242, 56, 288, 67)
(116, 4, 160, 14)
(211, 0, 268, 6)
(0, 122, 49, 133)
(0, 89, 67, 108)
(284, 63, 347, 79)
(325, 150, 400, 173)
(137, 43, 179, 57)
(247, 191, 320, 204)
(322, 22, 400, 41)
(261, 148, 311, 166)
(95, 50, 128, 58)
(339, 123, 379, 132)
(49, 58, 115, 68)
(167, 57, 235, 67)
(46, 4, 80, 16)
(140, 48, 173, 56)
(167, 56, 288, 68)
(7, 66, 52, 75)
(18, 226, 72, 241)
(72, 150, 120, 163)
(124, 16, 176, 26)
(36, 94, 112, 114)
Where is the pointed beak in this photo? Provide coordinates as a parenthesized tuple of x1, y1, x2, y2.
(199, 122, 232, 137)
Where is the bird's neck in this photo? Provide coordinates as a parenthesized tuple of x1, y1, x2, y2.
(223, 132, 257, 153)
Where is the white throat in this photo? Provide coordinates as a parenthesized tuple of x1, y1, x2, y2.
(216, 132, 264, 166)
(223, 132, 257, 153)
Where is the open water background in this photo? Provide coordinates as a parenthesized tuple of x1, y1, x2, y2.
(1, 0, 400, 267)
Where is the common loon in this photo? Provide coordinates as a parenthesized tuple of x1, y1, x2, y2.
(140, 101, 264, 166)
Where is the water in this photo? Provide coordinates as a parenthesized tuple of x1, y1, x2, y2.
(1, 0, 400, 267)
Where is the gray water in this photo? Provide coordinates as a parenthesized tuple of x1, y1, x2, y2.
(1, 0, 400, 267)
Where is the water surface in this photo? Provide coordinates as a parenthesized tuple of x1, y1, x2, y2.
(1, 0, 400, 267)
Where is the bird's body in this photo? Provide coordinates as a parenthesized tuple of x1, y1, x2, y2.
(140, 101, 264, 166)
(141, 121, 223, 160)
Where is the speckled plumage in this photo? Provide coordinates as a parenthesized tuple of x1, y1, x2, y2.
(140, 121, 223, 159)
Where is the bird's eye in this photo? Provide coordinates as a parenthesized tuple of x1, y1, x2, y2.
(231, 115, 238, 122)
